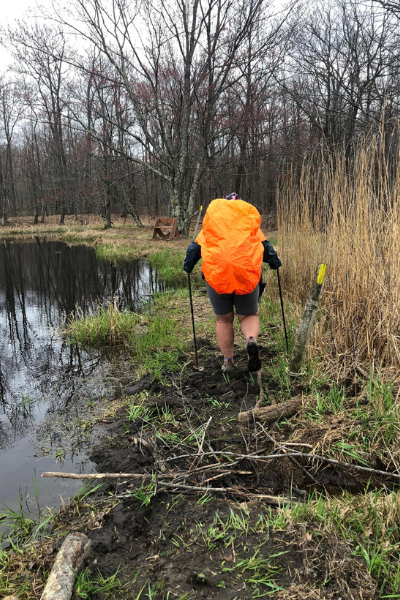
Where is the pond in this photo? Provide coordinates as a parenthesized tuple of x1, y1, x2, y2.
(0, 239, 168, 519)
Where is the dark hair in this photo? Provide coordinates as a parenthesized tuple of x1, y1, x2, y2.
(225, 192, 241, 200)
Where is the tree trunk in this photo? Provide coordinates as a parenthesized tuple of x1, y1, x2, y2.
(121, 182, 143, 227)
(103, 183, 112, 229)
(172, 162, 202, 235)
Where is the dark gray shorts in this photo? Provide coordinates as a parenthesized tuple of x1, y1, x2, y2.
(206, 282, 259, 316)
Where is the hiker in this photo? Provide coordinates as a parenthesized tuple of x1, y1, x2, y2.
(183, 192, 281, 372)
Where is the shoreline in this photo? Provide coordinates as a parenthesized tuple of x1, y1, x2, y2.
(1, 221, 399, 599)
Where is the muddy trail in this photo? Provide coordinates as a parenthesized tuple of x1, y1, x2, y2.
(43, 334, 384, 599)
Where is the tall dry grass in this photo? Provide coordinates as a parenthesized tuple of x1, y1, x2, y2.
(278, 134, 400, 371)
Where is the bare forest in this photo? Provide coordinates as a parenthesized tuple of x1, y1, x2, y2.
(0, 0, 399, 233)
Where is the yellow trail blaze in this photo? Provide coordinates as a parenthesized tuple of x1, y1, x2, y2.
(317, 263, 327, 285)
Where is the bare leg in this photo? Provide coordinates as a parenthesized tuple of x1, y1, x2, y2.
(237, 313, 261, 371)
(237, 314, 260, 341)
(215, 312, 235, 358)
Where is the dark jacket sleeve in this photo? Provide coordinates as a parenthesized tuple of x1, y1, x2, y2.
(262, 240, 281, 269)
(183, 241, 202, 273)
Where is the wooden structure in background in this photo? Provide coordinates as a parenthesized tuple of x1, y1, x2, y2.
(152, 217, 181, 240)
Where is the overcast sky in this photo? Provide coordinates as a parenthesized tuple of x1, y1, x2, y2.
(0, 0, 50, 70)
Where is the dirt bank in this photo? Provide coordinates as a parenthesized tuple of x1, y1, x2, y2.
(42, 337, 382, 599)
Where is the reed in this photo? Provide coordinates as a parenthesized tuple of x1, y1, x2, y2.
(278, 133, 400, 371)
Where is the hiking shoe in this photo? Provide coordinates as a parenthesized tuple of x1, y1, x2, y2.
(247, 337, 261, 372)
(221, 361, 235, 373)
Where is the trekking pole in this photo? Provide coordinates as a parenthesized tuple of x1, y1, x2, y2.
(188, 272, 199, 368)
(188, 206, 203, 370)
(277, 267, 289, 356)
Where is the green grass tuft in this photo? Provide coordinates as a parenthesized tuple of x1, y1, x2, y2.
(96, 243, 138, 262)
(148, 248, 187, 284)
(66, 304, 142, 346)
(74, 566, 124, 598)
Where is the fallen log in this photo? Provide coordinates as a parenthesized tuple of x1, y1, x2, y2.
(41, 532, 91, 600)
(238, 396, 302, 425)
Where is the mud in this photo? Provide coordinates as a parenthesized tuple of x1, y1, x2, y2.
(51, 336, 379, 599)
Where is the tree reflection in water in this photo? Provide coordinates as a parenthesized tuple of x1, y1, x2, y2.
(0, 239, 166, 450)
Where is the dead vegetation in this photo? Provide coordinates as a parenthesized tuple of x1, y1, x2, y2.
(1, 163, 400, 597)
(2, 314, 400, 597)
(279, 135, 400, 375)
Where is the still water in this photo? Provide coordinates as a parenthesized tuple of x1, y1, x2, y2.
(0, 239, 167, 516)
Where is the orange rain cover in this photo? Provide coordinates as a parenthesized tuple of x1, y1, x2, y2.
(196, 199, 266, 295)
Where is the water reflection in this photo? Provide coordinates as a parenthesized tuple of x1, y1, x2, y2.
(0, 240, 166, 511)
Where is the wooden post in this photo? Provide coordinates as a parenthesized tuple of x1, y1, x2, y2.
(289, 264, 327, 379)
(40, 533, 91, 600)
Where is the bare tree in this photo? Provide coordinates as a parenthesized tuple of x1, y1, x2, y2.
(0, 80, 23, 225)
(282, 0, 398, 152)
(7, 24, 73, 223)
(48, 0, 291, 232)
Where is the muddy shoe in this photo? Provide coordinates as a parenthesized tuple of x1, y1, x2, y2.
(247, 337, 261, 372)
(221, 361, 235, 373)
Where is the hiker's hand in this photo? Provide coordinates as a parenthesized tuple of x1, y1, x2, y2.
(184, 240, 201, 273)
(269, 255, 282, 270)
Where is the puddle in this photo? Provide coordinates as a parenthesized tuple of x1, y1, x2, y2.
(0, 239, 168, 517)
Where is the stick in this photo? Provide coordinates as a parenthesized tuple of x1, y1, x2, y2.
(43, 449, 400, 484)
(291, 453, 400, 480)
(188, 273, 199, 368)
(282, 442, 313, 449)
(157, 481, 296, 505)
(187, 205, 203, 370)
(161, 451, 400, 481)
(41, 472, 295, 506)
(42, 472, 153, 480)
(203, 471, 252, 483)
(255, 371, 269, 408)
(41, 468, 238, 481)
(40, 533, 91, 600)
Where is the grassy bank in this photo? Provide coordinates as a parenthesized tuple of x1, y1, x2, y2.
(2, 207, 400, 597)
(0, 215, 194, 264)
(65, 289, 200, 379)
